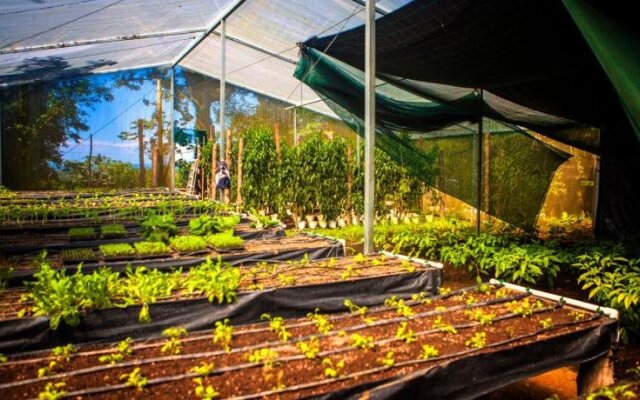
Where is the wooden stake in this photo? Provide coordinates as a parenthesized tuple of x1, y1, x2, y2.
(210, 125, 216, 200)
(274, 121, 281, 160)
(156, 79, 164, 187)
(137, 119, 145, 187)
(236, 136, 244, 211)
(151, 138, 158, 188)
(224, 128, 232, 204)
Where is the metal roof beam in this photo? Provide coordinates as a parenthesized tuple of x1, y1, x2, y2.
(348, 0, 388, 15)
(0, 28, 202, 55)
(171, 0, 248, 67)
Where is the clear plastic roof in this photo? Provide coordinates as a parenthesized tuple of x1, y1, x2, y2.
(0, 0, 412, 116)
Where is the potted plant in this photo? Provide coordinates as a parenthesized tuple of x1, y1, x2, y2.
(319, 220, 328, 229)
(328, 220, 337, 229)
(309, 220, 318, 229)
(298, 220, 307, 230)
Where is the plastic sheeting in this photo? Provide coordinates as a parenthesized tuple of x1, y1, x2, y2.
(0, 258, 441, 353)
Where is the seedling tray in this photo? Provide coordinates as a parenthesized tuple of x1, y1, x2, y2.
(0, 282, 616, 399)
(0, 253, 441, 353)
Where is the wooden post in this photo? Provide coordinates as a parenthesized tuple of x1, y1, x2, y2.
(439, 150, 446, 216)
(137, 119, 145, 187)
(347, 145, 353, 214)
(483, 130, 491, 224)
(88, 135, 93, 187)
(200, 137, 206, 200)
(224, 129, 232, 204)
(210, 125, 216, 200)
(236, 136, 244, 211)
(150, 138, 158, 188)
(577, 351, 615, 396)
(156, 79, 164, 187)
(274, 121, 281, 160)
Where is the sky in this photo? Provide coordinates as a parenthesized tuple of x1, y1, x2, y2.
(57, 67, 259, 167)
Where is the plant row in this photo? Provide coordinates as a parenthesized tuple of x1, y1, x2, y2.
(0, 284, 609, 399)
(8, 253, 425, 329)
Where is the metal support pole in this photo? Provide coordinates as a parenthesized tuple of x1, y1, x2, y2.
(219, 19, 226, 162)
(88, 135, 93, 188)
(363, 0, 376, 255)
(475, 89, 484, 235)
(356, 126, 361, 164)
(293, 107, 298, 145)
(0, 99, 3, 186)
(169, 67, 176, 190)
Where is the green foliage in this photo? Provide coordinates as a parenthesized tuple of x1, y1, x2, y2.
(507, 298, 544, 317)
(38, 345, 76, 377)
(464, 309, 496, 326)
(465, 332, 487, 349)
(206, 232, 245, 249)
(432, 316, 457, 334)
(297, 336, 320, 359)
(189, 215, 240, 236)
(322, 358, 345, 378)
(170, 235, 209, 253)
(344, 299, 367, 316)
(249, 209, 280, 229)
(183, 257, 240, 303)
(134, 241, 171, 256)
(140, 213, 178, 243)
(99, 337, 133, 364)
(350, 333, 375, 350)
(539, 318, 554, 329)
(117, 266, 183, 322)
(101, 224, 127, 238)
(0, 353, 7, 363)
(395, 321, 417, 343)
(212, 319, 233, 352)
(585, 383, 637, 400)
(60, 247, 96, 262)
(379, 351, 396, 368)
(190, 362, 215, 377)
(22, 261, 116, 329)
(99, 243, 136, 258)
(68, 227, 96, 240)
(241, 126, 278, 212)
(420, 344, 440, 360)
(120, 367, 148, 390)
(193, 377, 220, 399)
(261, 313, 292, 342)
(246, 348, 279, 369)
(385, 295, 414, 318)
(38, 382, 67, 400)
(307, 309, 334, 335)
(161, 326, 188, 355)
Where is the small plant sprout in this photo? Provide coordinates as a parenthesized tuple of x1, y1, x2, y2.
(38, 344, 77, 377)
(344, 299, 368, 316)
(385, 296, 414, 318)
(396, 321, 417, 343)
(432, 316, 457, 334)
(264, 369, 286, 391)
(411, 292, 432, 305)
(420, 344, 440, 360)
(464, 294, 478, 307)
(585, 384, 637, 400)
(350, 333, 375, 350)
(539, 318, 554, 329)
(464, 309, 496, 326)
(247, 348, 279, 369)
(438, 287, 452, 296)
(465, 332, 487, 349)
(297, 336, 320, 360)
(307, 309, 334, 334)
(495, 287, 510, 299)
(379, 351, 396, 367)
(363, 316, 377, 325)
(261, 313, 292, 342)
(161, 326, 188, 355)
(401, 259, 416, 273)
(434, 306, 447, 313)
(38, 382, 67, 400)
(476, 283, 492, 295)
(353, 253, 367, 264)
(277, 274, 296, 286)
(340, 264, 361, 280)
(120, 368, 148, 390)
(190, 362, 215, 376)
(193, 377, 220, 400)
(212, 319, 233, 352)
(322, 358, 346, 378)
(507, 298, 544, 317)
(99, 337, 133, 364)
(570, 311, 586, 321)
(0, 353, 7, 363)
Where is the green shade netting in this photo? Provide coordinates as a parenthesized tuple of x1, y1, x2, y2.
(563, 0, 640, 142)
(295, 48, 568, 229)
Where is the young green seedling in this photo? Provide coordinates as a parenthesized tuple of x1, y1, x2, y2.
(161, 326, 188, 355)
(119, 368, 148, 390)
(420, 344, 440, 360)
(465, 332, 487, 349)
(37, 382, 67, 400)
(350, 333, 375, 350)
(343, 299, 368, 316)
(322, 358, 346, 378)
(99, 337, 133, 364)
(379, 351, 396, 367)
(432, 316, 457, 334)
(193, 377, 220, 400)
(212, 319, 233, 352)
(297, 336, 320, 360)
(306, 309, 334, 334)
(261, 313, 292, 342)
(395, 321, 417, 343)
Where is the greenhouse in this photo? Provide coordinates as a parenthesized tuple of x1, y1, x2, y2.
(0, 0, 638, 398)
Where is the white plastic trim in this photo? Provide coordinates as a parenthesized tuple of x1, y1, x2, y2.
(489, 279, 619, 320)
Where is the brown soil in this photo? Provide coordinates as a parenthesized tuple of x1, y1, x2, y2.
(0, 285, 613, 399)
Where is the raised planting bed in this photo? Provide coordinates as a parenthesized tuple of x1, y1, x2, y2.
(100, 224, 127, 239)
(5, 234, 344, 287)
(0, 221, 281, 256)
(206, 232, 245, 253)
(0, 253, 440, 353)
(0, 282, 617, 399)
(68, 227, 96, 241)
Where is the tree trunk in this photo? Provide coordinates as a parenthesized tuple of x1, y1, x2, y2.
(224, 128, 232, 204)
(137, 119, 145, 187)
(237, 136, 244, 211)
(156, 79, 164, 187)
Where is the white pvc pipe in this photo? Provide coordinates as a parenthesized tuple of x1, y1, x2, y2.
(381, 250, 443, 270)
(363, 0, 376, 255)
(489, 279, 618, 319)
